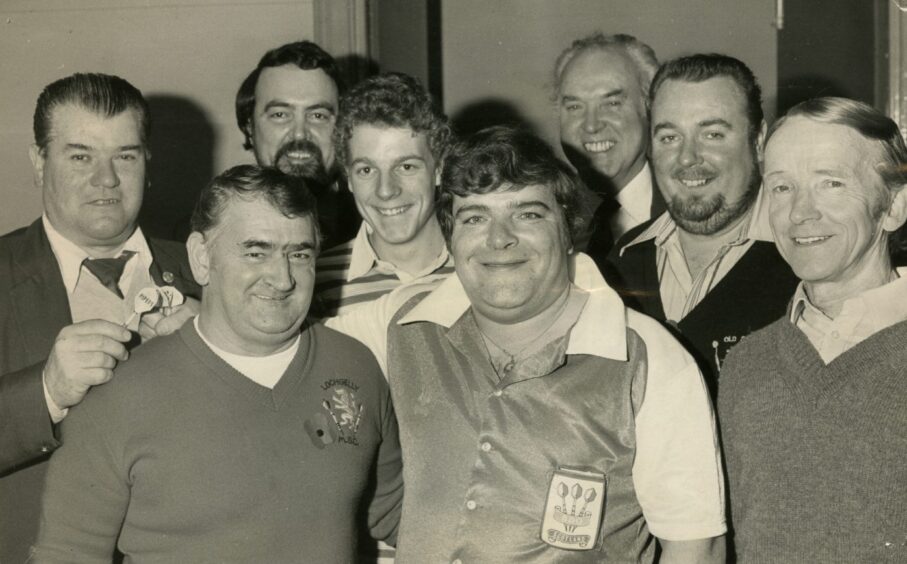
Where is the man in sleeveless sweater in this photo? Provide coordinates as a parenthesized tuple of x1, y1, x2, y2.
(0, 73, 201, 563)
(719, 98, 907, 562)
(605, 54, 798, 400)
(336, 126, 727, 562)
(33, 166, 403, 562)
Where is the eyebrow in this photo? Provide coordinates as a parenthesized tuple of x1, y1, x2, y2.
(241, 239, 316, 251)
(561, 88, 625, 102)
(453, 199, 554, 217)
(63, 143, 143, 152)
(261, 100, 336, 114)
(653, 118, 733, 134)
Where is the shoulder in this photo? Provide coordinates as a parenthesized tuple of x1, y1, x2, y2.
(722, 317, 787, 375)
(625, 308, 696, 372)
(310, 323, 383, 373)
(147, 237, 189, 266)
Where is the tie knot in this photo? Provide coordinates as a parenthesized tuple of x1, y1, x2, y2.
(82, 251, 137, 299)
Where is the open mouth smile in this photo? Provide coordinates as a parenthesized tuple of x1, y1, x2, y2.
(584, 141, 615, 153)
(374, 205, 411, 217)
(793, 235, 832, 245)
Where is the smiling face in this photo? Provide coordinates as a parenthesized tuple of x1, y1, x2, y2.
(346, 124, 440, 255)
(558, 47, 649, 192)
(189, 196, 318, 355)
(651, 77, 762, 235)
(30, 103, 145, 255)
(765, 116, 907, 300)
(450, 184, 572, 325)
(249, 65, 338, 178)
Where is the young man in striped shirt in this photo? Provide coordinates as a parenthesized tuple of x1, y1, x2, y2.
(313, 73, 455, 318)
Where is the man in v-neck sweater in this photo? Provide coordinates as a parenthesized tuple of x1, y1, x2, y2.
(719, 98, 907, 563)
(33, 166, 402, 563)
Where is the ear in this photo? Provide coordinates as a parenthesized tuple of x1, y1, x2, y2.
(882, 185, 907, 233)
(28, 144, 45, 188)
(186, 231, 212, 286)
(754, 119, 768, 163)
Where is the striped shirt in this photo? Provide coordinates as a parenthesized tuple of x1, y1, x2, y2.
(313, 224, 454, 319)
(619, 188, 774, 323)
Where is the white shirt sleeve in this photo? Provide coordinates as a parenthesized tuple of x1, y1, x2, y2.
(627, 311, 727, 541)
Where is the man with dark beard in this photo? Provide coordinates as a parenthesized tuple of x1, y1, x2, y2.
(608, 54, 798, 399)
(236, 40, 360, 247)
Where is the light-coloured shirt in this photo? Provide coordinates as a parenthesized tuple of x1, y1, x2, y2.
(789, 267, 907, 364)
(193, 316, 299, 388)
(620, 188, 773, 322)
(42, 215, 157, 422)
(390, 252, 725, 551)
(611, 162, 655, 240)
(314, 223, 454, 318)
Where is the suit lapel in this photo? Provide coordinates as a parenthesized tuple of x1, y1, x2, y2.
(9, 221, 72, 365)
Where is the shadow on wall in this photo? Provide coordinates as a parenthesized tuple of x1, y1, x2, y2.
(777, 74, 851, 116)
(335, 54, 380, 91)
(450, 98, 539, 138)
(141, 95, 215, 243)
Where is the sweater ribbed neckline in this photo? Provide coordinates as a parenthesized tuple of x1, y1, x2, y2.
(177, 321, 315, 411)
(773, 318, 907, 406)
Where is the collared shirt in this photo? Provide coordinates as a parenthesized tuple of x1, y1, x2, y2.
(42, 215, 157, 422)
(388, 253, 725, 561)
(611, 162, 655, 240)
(789, 267, 907, 364)
(313, 223, 454, 318)
(620, 188, 774, 322)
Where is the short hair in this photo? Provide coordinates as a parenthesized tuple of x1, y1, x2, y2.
(649, 53, 764, 140)
(767, 96, 907, 256)
(438, 126, 582, 245)
(33, 73, 150, 151)
(235, 41, 342, 150)
(333, 72, 452, 168)
(191, 164, 322, 250)
(553, 33, 659, 100)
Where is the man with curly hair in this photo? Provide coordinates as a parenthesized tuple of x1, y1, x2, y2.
(314, 72, 454, 318)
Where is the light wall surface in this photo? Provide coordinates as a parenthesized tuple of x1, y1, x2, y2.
(440, 0, 778, 150)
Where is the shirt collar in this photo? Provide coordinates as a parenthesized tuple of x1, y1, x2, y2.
(398, 252, 628, 361)
(619, 185, 774, 256)
(43, 214, 153, 295)
(789, 266, 907, 325)
(347, 222, 451, 282)
(615, 162, 653, 226)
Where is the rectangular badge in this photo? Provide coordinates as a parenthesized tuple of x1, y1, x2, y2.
(540, 467, 606, 551)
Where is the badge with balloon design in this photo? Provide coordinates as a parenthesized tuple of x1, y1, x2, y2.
(123, 285, 185, 329)
(540, 467, 606, 551)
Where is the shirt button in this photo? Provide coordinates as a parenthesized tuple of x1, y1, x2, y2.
(831, 330, 840, 339)
(492, 389, 503, 397)
(40, 446, 49, 453)
(466, 500, 477, 510)
(480, 441, 492, 452)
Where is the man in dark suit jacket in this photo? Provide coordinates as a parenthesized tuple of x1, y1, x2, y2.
(0, 73, 200, 563)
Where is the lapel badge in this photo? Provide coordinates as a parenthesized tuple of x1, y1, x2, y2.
(162, 270, 175, 284)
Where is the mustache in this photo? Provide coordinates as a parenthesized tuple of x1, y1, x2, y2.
(672, 165, 717, 181)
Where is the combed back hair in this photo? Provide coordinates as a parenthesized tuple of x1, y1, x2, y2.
(553, 32, 658, 100)
(33, 73, 150, 151)
(768, 96, 907, 256)
(235, 40, 342, 150)
(191, 164, 322, 250)
(333, 72, 452, 168)
(650, 53, 764, 141)
(438, 125, 582, 245)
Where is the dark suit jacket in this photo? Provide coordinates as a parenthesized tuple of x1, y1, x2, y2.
(0, 218, 199, 562)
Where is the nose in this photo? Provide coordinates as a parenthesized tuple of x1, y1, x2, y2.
(291, 116, 310, 141)
(582, 106, 605, 134)
(375, 171, 401, 201)
(486, 218, 518, 250)
(678, 137, 702, 167)
(789, 187, 821, 224)
(266, 255, 296, 292)
(91, 158, 120, 189)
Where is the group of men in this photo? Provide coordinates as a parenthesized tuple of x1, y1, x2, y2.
(0, 30, 903, 564)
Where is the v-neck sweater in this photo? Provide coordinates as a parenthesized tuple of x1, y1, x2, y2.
(35, 322, 402, 564)
(719, 317, 907, 563)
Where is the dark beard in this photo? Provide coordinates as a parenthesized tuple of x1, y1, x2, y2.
(273, 139, 337, 195)
(667, 165, 761, 235)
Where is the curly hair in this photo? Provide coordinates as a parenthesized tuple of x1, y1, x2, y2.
(333, 72, 451, 168)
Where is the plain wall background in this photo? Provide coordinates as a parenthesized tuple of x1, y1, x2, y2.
(439, 0, 779, 152)
(0, 0, 315, 237)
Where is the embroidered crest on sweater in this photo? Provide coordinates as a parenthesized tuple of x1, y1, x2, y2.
(304, 380, 364, 448)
